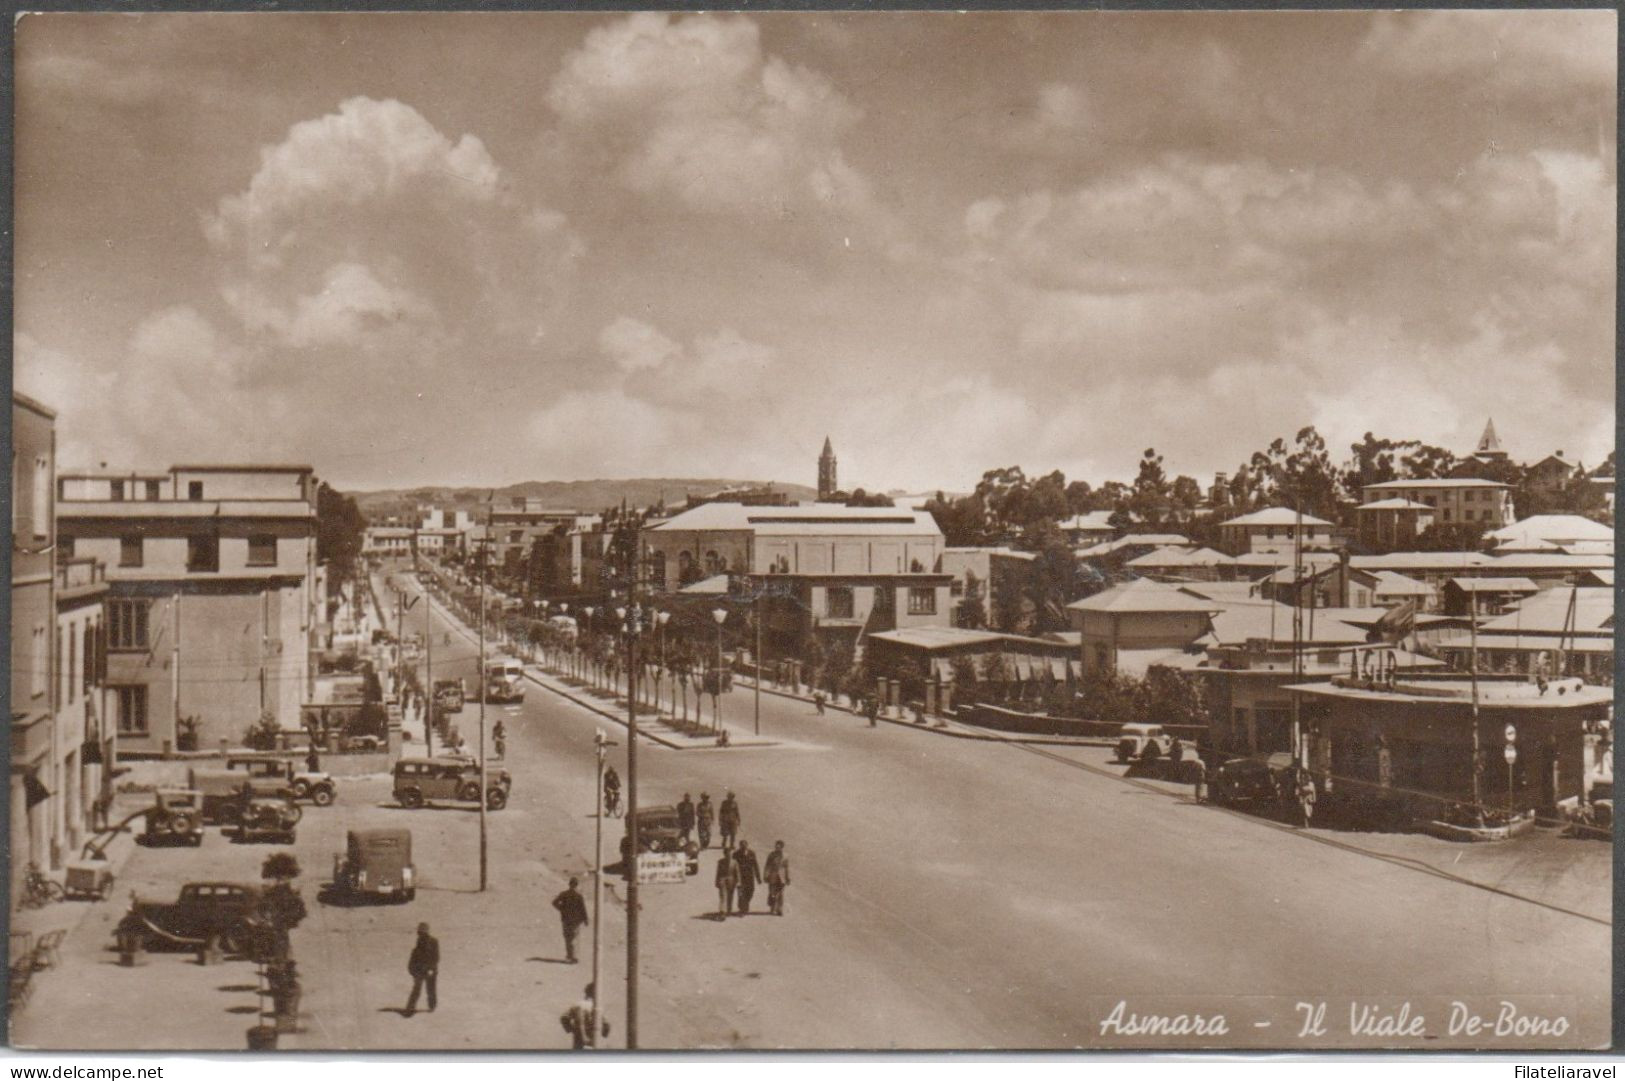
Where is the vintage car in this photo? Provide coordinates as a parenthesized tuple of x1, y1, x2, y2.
(1115, 723, 1175, 764)
(119, 881, 262, 952)
(1210, 753, 1300, 807)
(227, 756, 336, 806)
(333, 828, 416, 903)
(619, 805, 700, 874)
(234, 795, 302, 844)
(392, 757, 510, 810)
(190, 768, 291, 824)
(144, 789, 205, 846)
(433, 679, 466, 714)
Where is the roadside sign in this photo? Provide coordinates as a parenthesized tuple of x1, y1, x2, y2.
(1504, 724, 1517, 744)
(635, 852, 688, 885)
(1504, 744, 1518, 764)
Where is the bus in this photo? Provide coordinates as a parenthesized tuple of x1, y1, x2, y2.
(482, 657, 526, 704)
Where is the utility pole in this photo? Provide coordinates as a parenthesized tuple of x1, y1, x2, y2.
(591, 731, 614, 1049)
(754, 589, 763, 736)
(478, 494, 492, 893)
(1467, 578, 1483, 817)
(172, 591, 181, 753)
(422, 551, 434, 758)
(621, 512, 643, 1050)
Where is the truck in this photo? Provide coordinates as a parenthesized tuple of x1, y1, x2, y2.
(433, 679, 466, 714)
(144, 789, 205, 846)
(189, 768, 292, 824)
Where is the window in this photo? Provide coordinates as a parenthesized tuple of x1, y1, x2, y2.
(1442, 508, 1452, 523)
(120, 535, 143, 567)
(187, 533, 219, 572)
(54, 625, 63, 706)
(31, 625, 47, 698)
(508, 530, 524, 543)
(59, 536, 74, 560)
(907, 588, 937, 616)
(247, 534, 278, 567)
(29, 456, 50, 540)
(826, 587, 854, 619)
(188, 481, 204, 501)
(145, 480, 161, 501)
(83, 621, 97, 693)
(67, 623, 77, 705)
(111, 479, 125, 502)
(108, 599, 150, 651)
(113, 685, 148, 736)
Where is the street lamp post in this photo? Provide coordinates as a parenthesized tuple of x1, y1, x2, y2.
(616, 602, 644, 1050)
(754, 590, 763, 737)
(655, 611, 670, 715)
(711, 608, 727, 733)
(583, 607, 596, 688)
(590, 731, 615, 1049)
(477, 536, 488, 893)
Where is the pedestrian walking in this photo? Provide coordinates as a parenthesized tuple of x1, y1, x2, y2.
(719, 791, 740, 852)
(696, 793, 714, 849)
(867, 697, 880, 727)
(1169, 737, 1185, 766)
(813, 690, 826, 715)
(677, 793, 696, 844)
(764, 840, 791, 916)
(551, 877, 589, 964)
(305, 745, 321, 774)
(1191, 755, 1207, 803)
(733, 840, 762, 916)
(560, 982, 610, 1049)
(714, 847, 738, 919)
(404, 922, 439, 1016)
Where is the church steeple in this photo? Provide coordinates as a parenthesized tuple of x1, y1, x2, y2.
(1474, 418, 1507, 460)
(818, 437, 838, 500)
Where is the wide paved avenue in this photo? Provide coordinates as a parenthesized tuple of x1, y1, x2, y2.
(406, 573, 1610, 1050)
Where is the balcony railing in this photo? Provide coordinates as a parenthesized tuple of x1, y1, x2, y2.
(55, 557, 105, 591)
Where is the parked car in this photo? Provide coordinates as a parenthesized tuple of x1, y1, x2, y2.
(1115, 723, 1175, 763)
(619, 805, 700, 873)
(227, 757, 336, 806)
(433, 679, 466, 714)
(144, 789, 205, 846)
(392, 757, 510, 810)
(234, 796, 302, 844)
(190, 768, 291, 824)
(333, 828, 415, 903)
(119, 882, 261, 952)
(1210, 753, 1299, 807)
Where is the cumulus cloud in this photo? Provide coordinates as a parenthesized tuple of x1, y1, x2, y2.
(1361, 9, 1616, 91)
(547, 13, 868, 219)
(599, 316, 682, 373)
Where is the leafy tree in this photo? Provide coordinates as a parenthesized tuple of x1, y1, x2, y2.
(1412, 522, 1489, 552)
(1128, 448, 1171, 525)
(844, 488, 895, 507)
(1168, 475, 1205, 524)
(316, 483, 367, 586)
(1018, 519, 1084, 633)
(923, 492, 990, 548)
(1064, 480, 1095, 515)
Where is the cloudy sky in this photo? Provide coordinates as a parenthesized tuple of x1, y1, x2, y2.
(14, 10, 1616, 493)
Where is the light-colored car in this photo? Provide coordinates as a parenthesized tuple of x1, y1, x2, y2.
(1115, 723, 1174, 763)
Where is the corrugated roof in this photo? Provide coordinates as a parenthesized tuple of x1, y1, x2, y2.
(1219, 507, 1334, 528)
(1480, 587, 1613, 634)
(1449, 577, 1539, 593)
(651, 501, 941, 537)
(1074, 533, 1189, 558)
(1369, 570, 1433, 595)
(1206, 603, 1367, 646)
(1351, 552, 1494, 571)
(1126, 545, 1233, 567)
(1364, 478, 1509, 490)
(1431, 633, 1614, 655)
(1357, 498, 1434, 511)
(1067, 578, 1221, 613)
(1487, 514, 1613, 547)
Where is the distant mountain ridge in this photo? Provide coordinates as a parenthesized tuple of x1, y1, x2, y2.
(348, 478, 820, 518)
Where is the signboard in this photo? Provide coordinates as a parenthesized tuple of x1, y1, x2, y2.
(1504, 744, 1518, 764)
(1504, 724, 1517, 744)
(635, 852, 689, 885)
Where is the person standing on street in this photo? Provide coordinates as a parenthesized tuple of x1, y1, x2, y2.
(719, 791, 741, 852)
(604, 766, 621, 816)
(1191, 754, 1207, 803)
(764, 840, 791, 916)
(561, 982, 609, 1049)
(404, 922, 439, 1016)
(677, 793, 696, 844)
(813, 690, 826, 715)
(551, 877, 589, 964)
(714, 846, 738, 919)
(305, 744, 321, 774)
(696, 793, 714, 849)
(867, 697, 880, 727)
(733, 840, 762, 916)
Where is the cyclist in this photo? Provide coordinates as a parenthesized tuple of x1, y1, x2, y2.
(604, 766, 622, 816)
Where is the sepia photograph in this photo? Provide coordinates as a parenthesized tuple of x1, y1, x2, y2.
(6, 7, 1617, 1053)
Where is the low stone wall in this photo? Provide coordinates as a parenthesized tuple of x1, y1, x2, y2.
(963, 704, 1207, 742)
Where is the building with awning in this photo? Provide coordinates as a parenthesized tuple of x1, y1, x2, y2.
(863, 626, 1077, 687)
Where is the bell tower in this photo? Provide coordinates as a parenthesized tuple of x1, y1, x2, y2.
(818, 437, 838, 501)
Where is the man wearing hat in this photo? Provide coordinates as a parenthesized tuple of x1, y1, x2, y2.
(551, 877, 589, 964)
(405, 922, 439, 1016)
(764, 840, 791, 916)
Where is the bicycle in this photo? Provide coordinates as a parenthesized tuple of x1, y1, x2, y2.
(21, 863, 64, 909)
(604, 788, 624, 818)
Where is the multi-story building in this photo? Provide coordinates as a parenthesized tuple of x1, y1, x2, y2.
(58, 464, 319, 755)
(12, 393, 58, 899)
(362, 525, 415, 559)
(1360, 478, 1514, 532)
(1216, 507, 1335, 556)
(53, 555, 109, 861)
(936, 546, 1035, 628)
(1354, 498, 1435, 550)
(489, 499, 593, 578)
(413, 507, 476, 556)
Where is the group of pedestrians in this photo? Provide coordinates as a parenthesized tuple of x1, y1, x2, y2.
(714, 839, 791, 918)
(674, 790, 736, 850)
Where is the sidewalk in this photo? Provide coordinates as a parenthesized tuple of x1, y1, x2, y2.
(733, 675, 1117, 748)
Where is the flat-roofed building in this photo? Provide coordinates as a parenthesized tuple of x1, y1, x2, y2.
(12, 393, 57, 903)
(57, 463, 319, 755)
